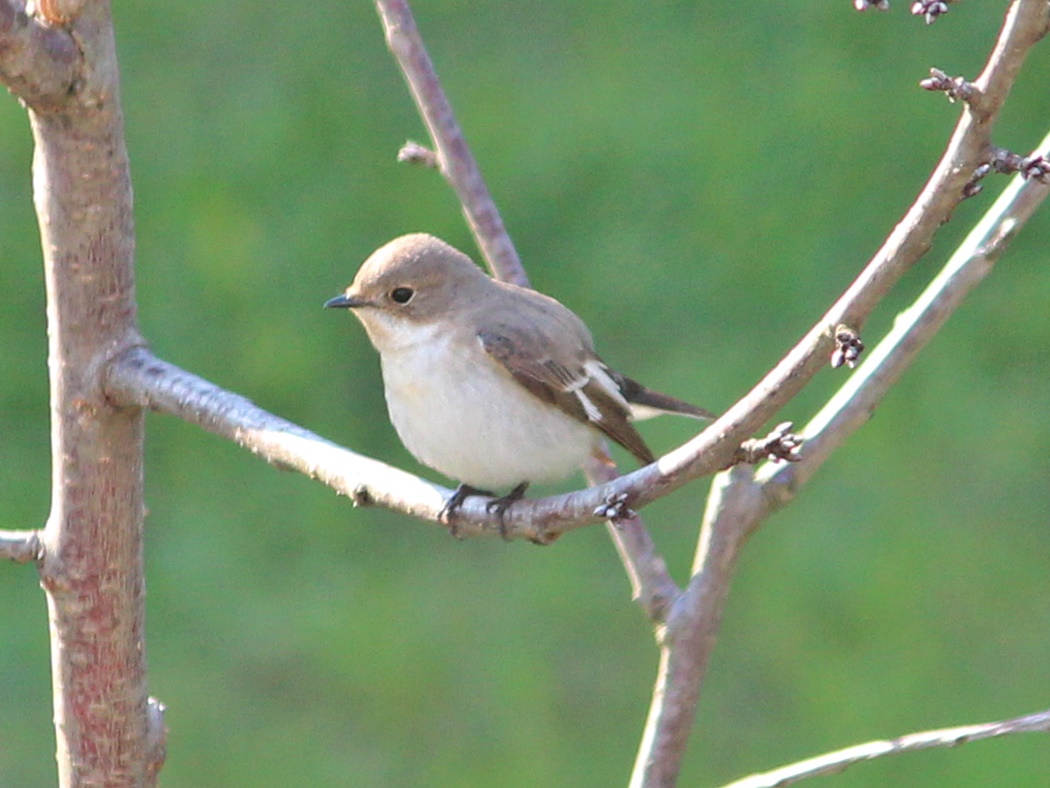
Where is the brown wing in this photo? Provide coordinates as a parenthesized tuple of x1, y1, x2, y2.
(478, 329, 655, 465)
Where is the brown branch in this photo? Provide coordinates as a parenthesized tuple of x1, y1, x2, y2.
(107, 2, 1048, 544)
(104, 342, 804, 544)
(0, 0, 79, 110)
(378, 0, 687, 617)
(628, 2, 1050, 785)
(1, 0, 166, 783)
(721, 708, 1050, 788)
(583, 453, 680, 623)
(0, 529, 42, 563)
(629, 128, 1050, 786)
(374, 0, 528, 287)
(774, 126, 1050, 496)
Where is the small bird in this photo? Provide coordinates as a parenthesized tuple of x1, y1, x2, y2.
(326, 233, 713, 520)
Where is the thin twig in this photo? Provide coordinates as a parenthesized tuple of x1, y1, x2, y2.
(631, 126, 1050, 786)
(0, 529, 41, 563)
(374, 0, 685, 611)
(720, 709, 1050, 788)
(583, 453, 680, 624)
(374, 0, 528, 287)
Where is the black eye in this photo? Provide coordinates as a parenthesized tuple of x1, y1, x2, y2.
(389, 287, 414, 304)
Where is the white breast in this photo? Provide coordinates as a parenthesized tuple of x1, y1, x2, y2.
(378, 326, 596, 490)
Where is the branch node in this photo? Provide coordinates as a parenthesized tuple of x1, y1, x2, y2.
(593, 491, 637, 522)
(350, 485, 373, 507)
(911, 0, 950, 25)
(966, 148, 1050, 198)
(988, 147, 1050, 182)
(397, 140, 439, 169)
(733, 423, 803, 466)
(831, 324, 865, 369)
(920, 68, 977, 104)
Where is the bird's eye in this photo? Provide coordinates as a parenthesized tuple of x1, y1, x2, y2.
(389, 287, 414, 304)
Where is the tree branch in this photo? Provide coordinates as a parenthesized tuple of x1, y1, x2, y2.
(374, 0, 527, 287)
(0, 0, 164, 783)
(104, 5, 1047, 547)
(628, 2, 1050, 784)
(629, 126, 1050, 787)
(104, 346, 456, 524)
(771, 125, 1050, 496)
(0, 529, 41, 563)
(720, 708, 1050, 788)
(373, 0, 685, 621)
(583, 453, 681, 623)
(0, 0, 79, 110)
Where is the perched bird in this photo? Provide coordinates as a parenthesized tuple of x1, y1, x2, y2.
(326, 233, 713, 519)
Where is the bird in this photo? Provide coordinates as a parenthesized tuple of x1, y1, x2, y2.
(325, 233, 713, 521)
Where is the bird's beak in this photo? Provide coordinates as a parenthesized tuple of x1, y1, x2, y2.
(324, 292, 368, 309)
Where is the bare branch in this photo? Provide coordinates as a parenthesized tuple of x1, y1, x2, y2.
(628, 2, 1050, 784)
(374, 0, 527, 287)
(721, 709, 1050, 788)
(584, 453, 679, 624)
(0, 529, 41, 563)
(634, 132, 1050, 784)
(5, 0, 164, 781)
(0, 0, 80, 108)
(105, 3, 1050, 551)
(775, 126, 1050, 494)
(969, 0, 1050, 123)
(630, 465, 760, 788)
(103, 346, 459, 522)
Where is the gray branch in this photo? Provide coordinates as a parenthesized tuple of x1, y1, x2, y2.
(628, 1, 1050, 785)
(374, 0, 528, 287)
(721, 708, 1050, 788)
(0, 529, 41, 563)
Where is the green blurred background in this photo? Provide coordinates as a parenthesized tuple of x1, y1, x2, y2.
(3, 2, 1050, 785)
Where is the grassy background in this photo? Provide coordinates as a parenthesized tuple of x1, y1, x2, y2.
(2, 2, 1049, 785)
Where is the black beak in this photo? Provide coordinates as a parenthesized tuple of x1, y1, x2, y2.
(324, 293, 366, 309)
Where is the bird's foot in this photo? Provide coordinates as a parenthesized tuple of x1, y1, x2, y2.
(485, 482, 529, 541)
(440, 484, 493, 538)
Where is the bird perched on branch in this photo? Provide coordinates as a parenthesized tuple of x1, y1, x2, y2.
(326, 233, 712, 520)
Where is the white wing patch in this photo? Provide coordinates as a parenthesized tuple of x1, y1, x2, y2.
(573, 387, 604, 423)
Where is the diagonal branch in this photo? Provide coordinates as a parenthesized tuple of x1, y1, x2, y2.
(770, 125, 1050, 496)
(105, 4, 1050, 549)
(628, 2, 1050, 785)
(720, 708, 1050, 788)
(629, 123, 1050, 788)
(374, 0, 527, 287)
(373, 0, 685, 616)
